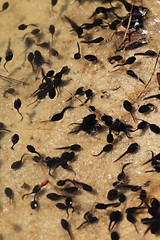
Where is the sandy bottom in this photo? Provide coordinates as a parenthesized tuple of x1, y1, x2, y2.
(0, 0, 160, 240)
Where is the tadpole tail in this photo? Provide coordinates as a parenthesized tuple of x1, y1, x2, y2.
(144, 225, 151, 236)
(0, 128, 11, 132)
(68, 124, 81, 134)
(145, 170, 155, 173)
(4, 62, 9, 73)
(67, 166, 76, 176)
(138, 77, 145, 85)
(113, 63, 122, 68)
(114, 151, 127, 162)
(66, 208, 70, 219)
(35, 151, 41, 158)
(142, 159, 152, 165)
(22, 192, 33, 199)
(30, 89, 39, 98)
(11, 144, 15, 150)
(56, 146, 70, 150)
(21, 153, 28, 162)
(134, 53, 146, 56)
(143, 95, 157, 100)
(142, 153, 160, 165)
(129, 128, 138, 132)
(48, 168, 55, 177)
(92, 149, 103, 157)
(67, 228, 73, 240)
(134, 223, 139, 234)
(66, 97, 72, 102)
(130, 112, 136, 123)
(62, 106, 74, 114)
(17, 110, 23, 121)
(108, 221, 116, 232)
(68, 128, 80, 134)
(122, 162, 131, 170)
(76, 221, 88, 230)
(27, 99, 39, 107)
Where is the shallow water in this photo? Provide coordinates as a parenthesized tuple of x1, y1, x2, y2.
(0, 1, 160, 240)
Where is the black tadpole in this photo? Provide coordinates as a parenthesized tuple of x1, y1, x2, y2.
(81, 37, 104, 44)
(49, 25, 55, 45)
(108, 55, 123, 64)
(117, 163, 131, 181)
(51, 0, 58, 10)
(56, 144, 81, 151)
(61, 219, 73, 240)
(101, 115, 113, 126)
(84, 54, 98, 62)
(31, 28, 40, 35)
(30, 200, 39, 209)
(18, 23, 38, 30)
(34, 50, 44, 67)
(4, 39, 13, 72)
(69, 113, 101, 135)
(11, 153, 27, 170)
(114, 56, 136, 68)
(56, 203, 66, 210)
(27, 145, 41, 157)
(5, 187, 14, 201)
(0, 2, 9, 12)
(123, 100, 135, 122)
(46, 193, 66, 201)
(22, 184, 41, 199)
(74, 42, 81, 60)
(51, 48, 59, 56)
(5, 187, 14, 198)
(60, 186, 78, 194)
(28, 52, 34, 71)
(149, 123, 160, 134)
(134, 50, 157, 56)
(92, 144, 113, 156)
(10, 134, 19, 150)
(14, 98, 23, 121)
(107, 133, 114, 143)
(51, 106, 73, 122)
(95, 202, 119, 210)
(136, 121, 148, 131)
(114, 143, 139, 162)
(138, 103, 155, 113)
(3, 87, 15, 98)
(126, 70, 145, 84)
(109, 211, 122, 231)
(107, 189, 118, 201)
(111, 231, 120, 240)
(49, 87, 56, 99)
